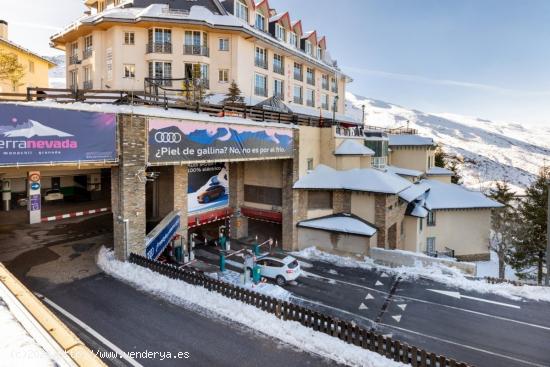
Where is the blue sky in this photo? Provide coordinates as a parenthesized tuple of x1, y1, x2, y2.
(2, 0, 549, 126)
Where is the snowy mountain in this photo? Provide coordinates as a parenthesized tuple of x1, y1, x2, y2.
(346, 92, 550, 193)
(44, 55, 66, 88)
(2, 120, 73, 138)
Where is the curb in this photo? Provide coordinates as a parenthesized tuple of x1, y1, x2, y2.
(0, 263, 106, 367)
(41, 207, 111, 223)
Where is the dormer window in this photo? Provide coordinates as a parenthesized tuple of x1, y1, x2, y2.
(289, 32, 298, 48)
(275, 24, 286, 42)
(255, 12, 265, 31)
(317, 47, 323, 60)
(236, 0, 249, 22)
(305, 41, 312, 56)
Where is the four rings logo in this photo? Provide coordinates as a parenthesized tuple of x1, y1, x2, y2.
(155, 132, 182, 144)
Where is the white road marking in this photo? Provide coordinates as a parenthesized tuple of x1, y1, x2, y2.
(291, 296, 376, 325)
(359, 303, 368, 310)
(375, 280, 384, 286)
(427, 289, 521, 309)
(365, 293, 374, 300)
(380, 273, 389, 278)
(37, 294, 143, 367)
(380, 323, 547, 367)
(397, 304, 407, 311)
(392, 315, 402, 323)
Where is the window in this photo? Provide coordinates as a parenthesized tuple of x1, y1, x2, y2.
(426, 237, 436, 255)
(273, 79, 284, 98)
(254, 73, 267, 97)
(317, 47, 323, 60)
(124, 64, 135, 78)
(289, 32, 298, 48)
(236, 0, 249, 22)
(219, 38, 229, 51)
(428, 156, 432, 169)
(306, 89, 315, 107)
(28, 61, 34, 73)
(184, 63, 209, 86)
(124, 32, 135, 45)
(308, 191, 332, 210)
(331, 77, 338, 92)
(332, 97, 339, 112)
(255, 47, 267, 69)
(273, 53, 284, 75)
(255, 12, 265, 30)
(184, 31, 208, 56)
(69, 42, 79, 64)
(148, 61, 172, 86)
(293, 85, 302, 104)
(306, 67, 315, 85)
(219, 69, 229, 83)
(275, 23, 286, 41)
(307, 158, 314, 171)
(427, 211, 436, 226)
(84, 66, 91, 82)
(321, 94, 329, 110)
(69, 70, 78, 89)
(294, 63, 303, 81)
(419, 218, 423, 231)
(305, 40, 312, 56)
(321, 74, 329, 90)
(148, 28, 172, 53)
(84, 35, 93, 51)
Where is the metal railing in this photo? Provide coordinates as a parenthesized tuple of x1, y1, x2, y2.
(307, 76, 315, 86)
(83, 81, 93, 90)
(322, 103, 329, 110)
(372, 157, 387, 169)
(68, 55, 80, 65)
(183, 45, 209, 57)
(306, 99, 315, 107)
(254, 87, 267, 97)
(146, 42, 172, 54)
(322, 81, 329, 91)
(273, 63, 284, 75)
(293, 97, 303, 105)
(255, 57, 268, 69)
(82, 48, 93, 60)
(332, 85, 338, 93)
(294, 71, 303, 81)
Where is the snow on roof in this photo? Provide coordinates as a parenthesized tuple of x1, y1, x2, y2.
(269, 12, 287, 22)
(0, 38, 56, 67)
(334, 140, 374, 156)
(389, 134, 434, 147)
(293, 165, 412, 194)
(427, 166, 454, 176)
(421, 179, 504, 210)
(386, 165, 423, 178)
(298, 213, 377, 237)
(398, 182, 430, 202)
(408, 202, 428, 218)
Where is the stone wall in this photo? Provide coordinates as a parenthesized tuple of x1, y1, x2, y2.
(333, 190, 352, 213)
(374, 194, 407, 249)
(229, 161, 248, 238)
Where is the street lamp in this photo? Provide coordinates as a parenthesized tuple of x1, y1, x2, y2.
(332, 95, 340, 124)
(546, 178, 550, 286)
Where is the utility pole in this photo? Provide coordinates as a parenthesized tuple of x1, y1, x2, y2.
(546, 179, 550, 286)
(362, 104, 366, 124)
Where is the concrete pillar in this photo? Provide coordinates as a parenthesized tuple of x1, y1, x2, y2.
(173, 165, 188, 246)
(229, 162, 248, 239)
(374, 194, 387, 248)
(333, 191, 351, 213)
(112, 114, 147, 261)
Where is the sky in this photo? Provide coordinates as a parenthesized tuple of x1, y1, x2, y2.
(1, 0, 549, 127)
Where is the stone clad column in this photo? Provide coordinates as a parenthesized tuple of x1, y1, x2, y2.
(229, 162, 248, 239)
(112, 114, 147, 261)
(282, 128, 304, 251)
(173, 165, 188, 246)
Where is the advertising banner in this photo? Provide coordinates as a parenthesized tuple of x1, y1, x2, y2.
(148, 119, 293, 164)
(0, 105, 116, 166)
(188, 163, 229, 214)
(146, 211, 181, 260)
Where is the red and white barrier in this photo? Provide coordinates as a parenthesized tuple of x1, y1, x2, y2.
(41, 207, 111, 223)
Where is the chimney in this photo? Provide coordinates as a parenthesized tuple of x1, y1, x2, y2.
(0, 20, 7, 40)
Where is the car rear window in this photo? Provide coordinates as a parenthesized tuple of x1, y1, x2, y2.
(288, 260, 299, 269)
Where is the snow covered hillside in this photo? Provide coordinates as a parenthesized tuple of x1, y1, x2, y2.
(346, 92, 550, 193)
(43, 55, 66, 88)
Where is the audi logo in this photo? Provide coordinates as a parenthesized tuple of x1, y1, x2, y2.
(155, 132, 182, 144)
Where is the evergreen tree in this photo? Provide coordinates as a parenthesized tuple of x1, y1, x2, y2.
(223, 80, 244, 105)
(510, 167, 549, 284)
(0, 51, 25, 92)
(434, 145, 446, 168)
(447, 159, 463, 185)
(489, 181, 517, 279)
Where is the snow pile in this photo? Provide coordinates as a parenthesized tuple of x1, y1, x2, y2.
(292, 247, 550, 302)
(346, 93, 550, 193)
(0, 301, 55, 367)
(97, 247, 403, 367)
(205, 269, 291, 301)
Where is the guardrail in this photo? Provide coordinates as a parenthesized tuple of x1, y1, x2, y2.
(485, 277, 523, 286)
(129, 253, 472, 367)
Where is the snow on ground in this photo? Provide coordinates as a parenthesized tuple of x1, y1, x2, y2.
(0, 300, 55, 367)
(97, 247, 404, 367)
(205, 269, 291, 301)
(346, 93, 550, 193)
(474, 251, 518, 281)
(292, 247, 550, 303)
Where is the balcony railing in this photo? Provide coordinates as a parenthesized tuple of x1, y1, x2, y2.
(69, 55, 80, 65)
(306, 99, 315, 107)
(255, 57, 268, 69)
(83, 80, 93, 90)
(331, 85, 338, 93)
(294, 71, 303, 81)
(322, 103, 329, 110)
(273, 63, 284, 75)
(183, 45, 209, 57)
(82, 48, 93, 60)
(293, 97, 303, 105)
(180, 78, 209, 90)
(307, 76, 315, 86)
(146, 42, 172, 54)
(255, 87, 267, 97)
(372, 157, 387, 169)
(322, 81, 329, 91)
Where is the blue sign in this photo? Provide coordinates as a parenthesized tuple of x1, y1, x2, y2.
(0, 104, 116, 166)
(30, 194, 41, 211)
(146, 212, 181, 260)
(30, 182, 40, 190)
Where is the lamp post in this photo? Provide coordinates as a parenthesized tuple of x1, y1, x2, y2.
(546, 178, 550, 286)
(333, 95, 340, 124)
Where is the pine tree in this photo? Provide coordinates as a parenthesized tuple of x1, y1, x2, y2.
(434, 145, 446, 168)
(447, 159, 462, 185)
(223, 80, 244, 105)
(0, 51, 25, 92)
(489, 181, 517, 279)
(510, 167, 549, 284)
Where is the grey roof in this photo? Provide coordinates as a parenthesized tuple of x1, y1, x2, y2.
(427, 166, 454, 176)
(421, 179, 504, 210)
(386, 165, 423, 178)
(297, 213, 377, 237)
(389, 134, 435, 147)
(334, 140, 375, 156)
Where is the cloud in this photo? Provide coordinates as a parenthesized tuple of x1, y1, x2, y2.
(9, 21, 62, 32)
(342, 66, 550, 97)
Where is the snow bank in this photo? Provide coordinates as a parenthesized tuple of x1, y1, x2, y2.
(0, 301, 55, 367)
(205, 269, 291, 301)
(292, 247, 550, 302)
(97, 248, 404, 367)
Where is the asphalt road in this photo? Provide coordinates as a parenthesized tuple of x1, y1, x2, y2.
(286, 256, 550, 367)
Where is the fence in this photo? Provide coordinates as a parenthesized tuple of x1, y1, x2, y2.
(129, 253, 472, 367)
(485, 277, 523, 287)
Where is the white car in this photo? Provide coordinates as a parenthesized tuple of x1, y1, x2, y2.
(255, 254, 302, 286)
(43, 190, 64, 202)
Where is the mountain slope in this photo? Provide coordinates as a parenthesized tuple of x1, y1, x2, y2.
(346, 92, 550, 193)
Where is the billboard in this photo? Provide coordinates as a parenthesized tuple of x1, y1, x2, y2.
(0, 104, 116, 166)
(146, 211, 181, 260)
(188, 163, 229, 214)
(148, 119, 293, 164)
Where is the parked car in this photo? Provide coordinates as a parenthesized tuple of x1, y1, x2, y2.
(197, 184, 225, 204)
(43, 189, 64, 202)
(253, 254, 302, 286)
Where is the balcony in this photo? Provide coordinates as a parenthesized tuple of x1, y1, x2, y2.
(294, 71, 303, 81)
(332, 85, 338, 93)
(183, 45, 209, 57)
(83, 80, 93, 90)
(307, 76, 315, 86)
(146, 42, 172, 54)
(372, 157, 388, 169)
(255, 87, 267, 97)
(82, 48, 93, 60)
(255, 57, 268, 69)
(273, 63, 284, 75)
(181, 78, 209, 90)
(293, 96, 303, 105)
(306, 99, 315, 108)
(322, 81, 329, 91)
(68, 55, 80, 65)
(322, 103, 329, 110)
